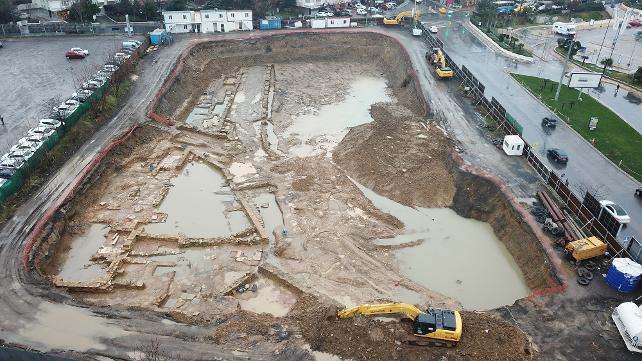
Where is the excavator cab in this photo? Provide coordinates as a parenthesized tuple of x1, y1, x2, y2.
(414, 309, 458, 335)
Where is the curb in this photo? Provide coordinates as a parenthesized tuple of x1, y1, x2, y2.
(463, 20, 534, 63)
(511, 75, 641, 184)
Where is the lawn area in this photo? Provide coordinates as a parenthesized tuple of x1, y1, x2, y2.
(554, 47, 642, 88)
(512, 74, 642, 182)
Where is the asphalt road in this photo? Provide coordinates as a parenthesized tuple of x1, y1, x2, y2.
(0, 35, 143, 154)
(428, 14, 642, 244)
(574, 23, 642, 72)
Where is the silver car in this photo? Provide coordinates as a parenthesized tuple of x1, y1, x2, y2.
(39, 118, 62, 129)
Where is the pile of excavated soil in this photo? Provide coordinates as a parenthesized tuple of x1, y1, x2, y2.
(333, 104, 456, 208)
(290, 295, 537, 361)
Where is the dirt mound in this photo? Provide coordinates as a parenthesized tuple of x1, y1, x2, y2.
(333, 105, 456, 208)
(290, 295, 537, 361)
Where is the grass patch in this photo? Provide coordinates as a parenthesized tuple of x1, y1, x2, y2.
(554, 47, 642, 88)
(0, 80, 133, 225)
(512, 73, 642, 182)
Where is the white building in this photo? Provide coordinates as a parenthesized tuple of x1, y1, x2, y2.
(200, 9, 252, 32)
(163, 10, 252, 34)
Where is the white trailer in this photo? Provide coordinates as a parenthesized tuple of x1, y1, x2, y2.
(553, 22, 576, 36)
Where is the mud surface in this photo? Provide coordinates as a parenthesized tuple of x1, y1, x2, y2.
(30, 32, 559, 359)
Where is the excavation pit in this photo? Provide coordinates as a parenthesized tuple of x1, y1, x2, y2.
(32, 32, 559, 360)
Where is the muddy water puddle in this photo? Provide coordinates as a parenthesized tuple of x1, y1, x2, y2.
(236, 277, 296, 317)
(145, 161, 249, 238)
(254, 193, 283, 240)
(354, 180, 530, 310)
(285, 77, 391, 157)
(15, 302, 129, 352)
(56, 223, 109, 282)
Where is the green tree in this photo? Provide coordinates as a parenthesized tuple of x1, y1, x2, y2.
(141, 0, 158, 20)
(634, 67, 642, 83)
(475, 0, 496, 27)
(67, 0, 100, 22)
(165, 0, 187, 11)
(600, 57, 613, 67)
(0, 0, 14, 23)
(279, 0, 296, 10)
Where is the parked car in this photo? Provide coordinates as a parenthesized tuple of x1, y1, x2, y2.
(429, 26, 438, 33)
(316, 11, 333, 17)
(0, 41, 3, 48)
(368, 6, 381, 13)
(542, 117, 557, 128)
(0, 167, 16, 180)
(547, 148, 568, 164)
(599, 200, 631, 224)
(355, 3, 366, 9)
(63, 99, 80, 107)
(374, 0, 384, 4)
(6, 148, 35, 162)
(70, 47, 89, 56)
(371, 14, 384, 18)
(0, 155, 24, 169)
(122, 40, 141, 49)
(54, 104, 77, 118)
(23, 133, 47, 145)
(28, 126, 56, 139)
(12, 139, 40, 152)
(71, 90, 93, 102)
(39, 118, 62, 129)
(356, 8, 367, 15)
(103, 64, 119, 72)
(385, 2, 397, 8)
(65, 50, 85, 59)
(629, 19, 641, 27)
(338, 9, 352, 16)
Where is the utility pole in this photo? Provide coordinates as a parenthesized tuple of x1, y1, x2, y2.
(555, 34, 574, 101)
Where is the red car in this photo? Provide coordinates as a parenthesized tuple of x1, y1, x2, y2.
(629, 19, 641, 27)
(65, 50, 85, 59)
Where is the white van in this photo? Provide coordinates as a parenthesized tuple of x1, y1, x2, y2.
(122, 40, 140, 49)
(553, 22, 576, 36)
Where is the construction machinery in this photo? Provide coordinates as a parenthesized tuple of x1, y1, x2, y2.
(564, 236, 607, 262)
(383, 10, 421, 25)
(336, 303, 462, 346)
(427, 48, 454, 79)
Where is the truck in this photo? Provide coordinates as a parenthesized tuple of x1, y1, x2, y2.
(553, 22, 576, 36)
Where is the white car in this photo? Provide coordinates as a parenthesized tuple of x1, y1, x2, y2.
(599, 200, 631, 224)
(55, 104, 77, 118)
(70, 47, 89, 56)
(71, 89, 93, 102)
(39, 118, 62, 129)
(355, 3, 366, 9)
(12, 139, 40, 152)
(6, 148, 35, 162)
(29, 126, 56, 139)
(63, 99, 80, 107)
(368, 6, 380, 13)
(429, 26, 438, 33)
(371, 14, 384, 18)
(0, 155, 24, 169)
(385, 2, 397, 8)
(316, 11, 333, 17)
(103, 64, 119, 72)
(356, 8, 367, 15)
(374, 0, 384, 3)
(23, 133, 47, 145)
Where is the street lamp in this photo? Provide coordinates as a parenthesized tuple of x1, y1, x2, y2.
(555, 33, 575, 101)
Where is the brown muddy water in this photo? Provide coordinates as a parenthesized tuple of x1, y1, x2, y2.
(284, 77, 391, 157)
(15, 302, 129, 352)
(354, 180, 530, 310)
(145, 161, 250, 238)
(236, 277, 296, 317)
(55, 223, 109, 282)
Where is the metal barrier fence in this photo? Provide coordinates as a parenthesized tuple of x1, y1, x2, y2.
(415, 22, 637, 260)
(0, 22, 160, 36)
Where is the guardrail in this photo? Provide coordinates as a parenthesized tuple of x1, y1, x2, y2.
(416, 22, 637, 260)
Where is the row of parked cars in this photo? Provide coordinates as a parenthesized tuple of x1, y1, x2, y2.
(315, 0, 401, 17)
(0, 40, 143, 187)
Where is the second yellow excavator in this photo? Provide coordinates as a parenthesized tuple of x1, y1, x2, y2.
(383, 10, 421, 25)
(337, 303, 462, 346)
(427, 48, 454, 79)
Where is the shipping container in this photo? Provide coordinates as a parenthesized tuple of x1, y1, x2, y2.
(259, 17, 282, 30)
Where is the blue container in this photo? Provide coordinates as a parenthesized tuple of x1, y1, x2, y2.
(259, 17, 282, 30)
(606, 258, 642, 293)
(149, 29, 168, 45)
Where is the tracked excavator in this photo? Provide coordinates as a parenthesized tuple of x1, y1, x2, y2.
(337, 303, 462, 347)
(427, 48, 453, 79)
(383, 10, 421, 25)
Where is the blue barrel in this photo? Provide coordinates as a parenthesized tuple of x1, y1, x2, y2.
(259, 17, 282, 30)
(606, 258, 642, 293)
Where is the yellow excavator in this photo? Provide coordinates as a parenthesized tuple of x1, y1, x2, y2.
(428, 48, 454, 79)
(337, 303, 462, 347)
(383, 10, 421, 25)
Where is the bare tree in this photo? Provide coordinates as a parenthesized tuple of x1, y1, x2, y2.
(41, 95, 63, 120)
(574, 181, 608, 201)
(136, 338, 185, 361)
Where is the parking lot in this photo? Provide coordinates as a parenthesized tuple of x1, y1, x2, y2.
(0, 35, 142, 154)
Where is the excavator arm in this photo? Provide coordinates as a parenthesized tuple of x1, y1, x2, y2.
(337, 303, 423, 320)
(383, 11, 421, 25)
